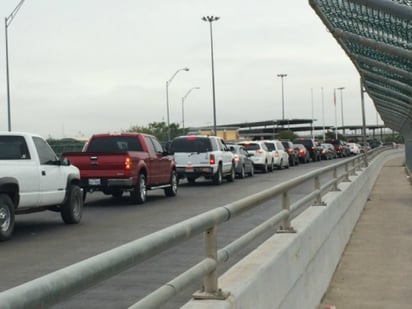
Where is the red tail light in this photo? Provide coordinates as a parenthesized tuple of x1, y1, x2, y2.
(233, 155, 240, 163)
(288, 148, 293, 154)
(257, 149, 264, 154)
(125, 157, 132, 170)
(210, 154, 215, 165)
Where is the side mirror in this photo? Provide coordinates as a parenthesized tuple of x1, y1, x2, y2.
(61, 157, 71, 166)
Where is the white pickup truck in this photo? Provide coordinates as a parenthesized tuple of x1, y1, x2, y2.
(0, 132, 83, 241)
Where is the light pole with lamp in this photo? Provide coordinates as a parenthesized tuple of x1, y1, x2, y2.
(337, 86, 345, 136)
(5, 0, 25, 131)
(166, 67, 189, 141)
(202, 15, 219, 136)
(181, 87, 200, 130)
(277, 73, 287, 122)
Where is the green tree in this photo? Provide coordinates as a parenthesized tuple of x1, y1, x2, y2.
(127, 121, 185, 142)
(277, 130, 298, 141)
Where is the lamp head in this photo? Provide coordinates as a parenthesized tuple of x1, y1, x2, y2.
(202, 16, 220, 22)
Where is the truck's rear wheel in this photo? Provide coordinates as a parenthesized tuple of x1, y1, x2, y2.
(164, 170, 178, 197)
(130, 173, 147, 204)
(61, 185, 83, 224)
(213, 165, 223, 185)
(226, 164, 235, 182)
(0, 194, 14, 242)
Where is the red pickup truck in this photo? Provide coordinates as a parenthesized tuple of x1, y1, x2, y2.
(63, 132, 177, 204)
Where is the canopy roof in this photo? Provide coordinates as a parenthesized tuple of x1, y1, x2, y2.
(309, 0, 412, 133)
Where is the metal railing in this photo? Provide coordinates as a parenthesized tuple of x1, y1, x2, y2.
(0, 147, 388, 309)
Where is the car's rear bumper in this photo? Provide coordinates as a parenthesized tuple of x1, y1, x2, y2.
(176, 166, 215, 179)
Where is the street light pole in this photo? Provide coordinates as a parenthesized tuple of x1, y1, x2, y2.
(166, 67, 189, 141)
(181, 87, 200, 130)
(337, 86, 345, 137)
(277, 73, 287, 122)
(5, 0, 25, 132)
(202, 16, 220, 136)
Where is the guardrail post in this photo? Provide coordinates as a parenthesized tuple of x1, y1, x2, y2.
(193, 226, 229, 300)
(343, 163, 351, 182)
(278, 191, 297, 233)
(313, 176, 326, 206)
(330, 167, 340, 191)
(351, 159, 358, 176)
(362, 152, 369, 167)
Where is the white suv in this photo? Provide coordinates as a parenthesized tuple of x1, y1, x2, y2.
(237, 141, 274, 173)
(263, 140, 289, 169)
(170, 135, 235, 185)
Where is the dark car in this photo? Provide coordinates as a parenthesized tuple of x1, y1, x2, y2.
(325, 139, 351, 158)
(318, 143, 336, 160)
(229, 144, 254, 178)
(293, 144, 310, 163)
(293, 138, 321, 162)
(281, 140, 299, 166)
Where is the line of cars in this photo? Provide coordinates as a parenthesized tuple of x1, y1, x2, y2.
(168, 135, 362, 185)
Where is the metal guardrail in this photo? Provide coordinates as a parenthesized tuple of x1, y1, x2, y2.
(0, 147, 389, 309)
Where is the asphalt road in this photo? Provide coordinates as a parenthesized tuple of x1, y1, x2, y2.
(0, 158, 345, 308)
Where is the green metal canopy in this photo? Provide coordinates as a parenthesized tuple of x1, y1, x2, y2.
(309, 0, 412, 170)
(309, 0, 412, 133)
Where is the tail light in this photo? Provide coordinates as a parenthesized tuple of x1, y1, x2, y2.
(274, 151, 279, 157)
(209, 154, 215, 165)
(256, 149, 264, 154)
(125, 157, 132, 170)
(288, 148, 293, 154)
(233, 155, 240, 163)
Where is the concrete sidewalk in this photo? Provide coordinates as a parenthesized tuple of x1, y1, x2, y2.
(319, 156, 412, 309)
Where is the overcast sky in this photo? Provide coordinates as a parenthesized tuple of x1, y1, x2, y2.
(0, 0, 381, 139)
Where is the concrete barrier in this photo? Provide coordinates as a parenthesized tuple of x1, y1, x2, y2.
(182, 150, 403, 309)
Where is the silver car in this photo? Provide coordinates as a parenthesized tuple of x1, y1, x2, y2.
(229, 144, 254, 178)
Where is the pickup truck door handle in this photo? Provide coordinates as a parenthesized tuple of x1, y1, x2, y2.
(42, 170, 46, 176)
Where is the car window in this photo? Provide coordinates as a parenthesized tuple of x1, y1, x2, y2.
(87, 136, 143, 152)
(0, 136, 31, 160)
(170, 137, 212, 153)
(240, 143, 259, 151)
(33, 136, 58, 164)
(150, 137, 164, 153)
(264, 142, 275, 151)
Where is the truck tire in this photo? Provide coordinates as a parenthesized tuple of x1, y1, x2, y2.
(0, 194, 15, 241)
(164, 170, 178, 197)
(213, 165, 223, 185)
(130, 173, 147, 204)
(61, 185, 83, 224)
(226, 164, 235, 182)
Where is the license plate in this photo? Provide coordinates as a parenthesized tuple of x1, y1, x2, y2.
(89, 178, 101, 185)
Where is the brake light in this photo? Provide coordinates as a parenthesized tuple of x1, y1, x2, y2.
(125, 157, 132, 170)
(288, 148, 293, 154)
(274, 151, 279, 157)
(257, 149, 263, 154)
(233, 155, 240, 162)
(210, 154, 215, 165)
